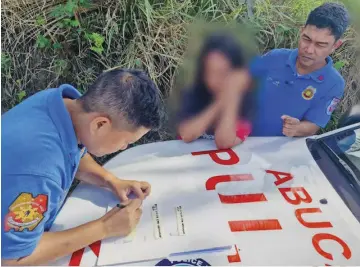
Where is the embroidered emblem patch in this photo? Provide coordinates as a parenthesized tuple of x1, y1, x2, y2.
(302, 86, 316, 100)
(4, 193, 48, 232)
(326, 97, 341, 115)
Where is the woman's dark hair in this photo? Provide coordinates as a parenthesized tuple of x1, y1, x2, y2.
(179, 32, 254, 122)
(193, 32, 246, 106)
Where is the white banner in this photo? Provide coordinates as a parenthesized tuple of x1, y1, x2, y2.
(50, 138, 360, 266)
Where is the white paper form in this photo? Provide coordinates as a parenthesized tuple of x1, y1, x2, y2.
(97, 190, 234, 266)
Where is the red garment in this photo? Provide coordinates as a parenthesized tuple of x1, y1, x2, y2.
(236, 120, 252, 142)
(177, 120, 252, 142)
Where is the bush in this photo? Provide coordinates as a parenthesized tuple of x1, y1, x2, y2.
(2, 0, 359, 142)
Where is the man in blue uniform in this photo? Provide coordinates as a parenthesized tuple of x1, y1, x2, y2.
(1, 69, 165, 265)
(250, 2, 350, 137)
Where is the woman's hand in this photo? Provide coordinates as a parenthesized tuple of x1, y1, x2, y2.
(223, 69, 251, 95)
(214, 69, 251, 149)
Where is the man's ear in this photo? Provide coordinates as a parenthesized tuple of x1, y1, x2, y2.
(299, 26, 305, 35)
(90, 116, 112, 136)
(334, 39, 343, 49)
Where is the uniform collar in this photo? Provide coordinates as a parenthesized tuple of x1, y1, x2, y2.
(47, 84, 82, 160)
(286, 48, 333, 83)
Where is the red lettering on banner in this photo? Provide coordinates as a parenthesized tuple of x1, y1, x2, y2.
(89, 240, 101, 256)
(205, 173, 277, 263)
(206, 174, 253, 190)
(227, 245, 241, 263)
(266, 170, 293, 186)
(219, 193, 267, 204)
(203, 167, 352, 265)
(313, 233, 351, 261)
(229, 219, 282, 232)
(206, 174, 267, 204)
(192, 148, 239, 165)
(69, 248, 85, 266)
(295, 208, 333, 228)
(278, 187, 312, 205)
(69, 241, 101, 266)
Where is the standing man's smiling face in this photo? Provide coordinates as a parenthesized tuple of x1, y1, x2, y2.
(298, 25, 341, 70)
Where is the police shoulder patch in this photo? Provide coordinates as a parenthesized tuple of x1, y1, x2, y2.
(156, 258, 211, 266)
(326, 97, 341, 115)
(4, 192, 48, 232)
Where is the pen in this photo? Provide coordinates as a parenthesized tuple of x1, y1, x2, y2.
(117, 203, 127, 209)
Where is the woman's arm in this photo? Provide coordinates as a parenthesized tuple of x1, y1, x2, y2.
(215, 92, 242, 149)
(177, 100, 222, 143)
(215, 69, 252, 149)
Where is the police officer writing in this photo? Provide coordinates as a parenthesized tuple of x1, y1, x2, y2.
(1, 69, 165, 265)
(249, 2, 349, 137)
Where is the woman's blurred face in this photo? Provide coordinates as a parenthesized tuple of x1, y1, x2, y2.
(203, 51, 232, 94)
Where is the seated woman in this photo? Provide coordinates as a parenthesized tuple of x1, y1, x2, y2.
(175, 32, 255, 149)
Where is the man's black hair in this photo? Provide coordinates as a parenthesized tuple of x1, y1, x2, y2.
(79, 68, 165, 131)
(306, 2, 350, 40)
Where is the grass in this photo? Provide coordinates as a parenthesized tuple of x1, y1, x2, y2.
(2, 0, 360, 163)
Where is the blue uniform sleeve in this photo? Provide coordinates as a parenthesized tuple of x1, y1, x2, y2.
(303, 82, 345, 128)
(1, 174, 62, 260)
(249, 49, 276, 77)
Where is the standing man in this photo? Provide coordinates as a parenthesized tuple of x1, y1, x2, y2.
(1, 69, 165, 265)
(250, 2, 350, 137)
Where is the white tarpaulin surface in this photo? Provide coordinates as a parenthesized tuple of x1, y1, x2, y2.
(98, 189, 234, 265)
(50, 137, 360, 266)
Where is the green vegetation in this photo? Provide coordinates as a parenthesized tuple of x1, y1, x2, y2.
(2, 0, 359, 136)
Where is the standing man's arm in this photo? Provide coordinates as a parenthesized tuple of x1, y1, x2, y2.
(281, 115, 320, 137)
(281, 82, 344, 137)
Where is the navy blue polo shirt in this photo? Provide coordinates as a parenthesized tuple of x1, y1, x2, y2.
(249, 48, 345, 136)
(1, 84, 86, 259)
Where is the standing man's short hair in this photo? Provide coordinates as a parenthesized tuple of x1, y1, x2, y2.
(306, 2, 350, 40)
